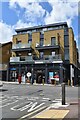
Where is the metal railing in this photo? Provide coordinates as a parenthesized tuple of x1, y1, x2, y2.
(43, 54, 62, 61)
(12, 43, 32, 49)
(37, 42, 59, 47)
(10, 54, 62, 62)
(10, 56, 33, 62)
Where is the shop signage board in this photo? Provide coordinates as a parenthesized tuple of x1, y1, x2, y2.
(27, 72, 31, 77)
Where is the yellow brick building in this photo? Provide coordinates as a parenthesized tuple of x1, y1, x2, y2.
(9, 22, 79, 85)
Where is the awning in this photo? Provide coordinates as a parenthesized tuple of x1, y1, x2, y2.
(10, 68, 16, 70)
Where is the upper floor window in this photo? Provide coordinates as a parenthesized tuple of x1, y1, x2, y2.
(52, 51, 55, 56)
(40, 38, 44, 46)
(40, 33, 44, 46)
(28, 39, 32, 44)
(64, 35, 69, 46)
(64, 48, 69, 60)
(40, 52, 44, 59)
(51, 37, 56, 45)
(16, 38, 21, 44)
(28, 33, 32, 40)
(40, 33, 44, 39)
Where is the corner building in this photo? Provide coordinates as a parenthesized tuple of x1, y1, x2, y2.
(9, 22, 79, 85)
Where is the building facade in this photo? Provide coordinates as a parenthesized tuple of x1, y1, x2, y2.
(0, 42, 12, 81)
(9, 22, 79, 85)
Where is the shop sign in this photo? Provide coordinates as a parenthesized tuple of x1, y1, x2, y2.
(54, 75, 59, 81)
(49, 72, 54, 79)
(27, 72, 31, 77)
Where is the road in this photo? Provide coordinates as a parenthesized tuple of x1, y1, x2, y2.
(0, 83, 78, 120)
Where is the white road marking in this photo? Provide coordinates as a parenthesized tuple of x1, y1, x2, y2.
(28, 102, 45, 112)
(19, 102, 33, 111)
(0, 99, 8, 104)
(43, 98, 50, 100)
(31, 97, 39, 99)
(41, 99, 48, 101)
(19, 102, 45, 112)
(11, 101, 31, 111)
(31, 106, 49, 118)
(0, 97, 4, 99)
(27, 98, 36, 101)
(0, 100, 18, 108)
(11, 101, 45, 112)
(41, 97, 50, 101)
(19, 106, 46, 120)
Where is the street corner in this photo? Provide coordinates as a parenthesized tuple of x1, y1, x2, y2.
(30, 100, 79, 120)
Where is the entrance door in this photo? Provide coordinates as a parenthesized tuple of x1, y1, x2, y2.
(36, 70, 45, 83)
(36, 72, 42, 83)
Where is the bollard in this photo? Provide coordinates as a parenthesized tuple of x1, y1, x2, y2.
(68, 80, 70, 86)
(42, 79, 44, 85)
(54, 80, 56, 86)
(62, 83, 65, 105)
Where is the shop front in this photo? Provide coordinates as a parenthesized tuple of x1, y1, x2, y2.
(9, 61, 64, 85)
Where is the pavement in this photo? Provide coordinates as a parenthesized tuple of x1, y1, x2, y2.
(29, 100, 79, 120)
(1, 81, 80, 120)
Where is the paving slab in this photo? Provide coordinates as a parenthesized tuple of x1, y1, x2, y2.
(31, 109, 69, 119)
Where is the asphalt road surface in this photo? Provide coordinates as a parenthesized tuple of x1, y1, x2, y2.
(0, 83, 78, 120)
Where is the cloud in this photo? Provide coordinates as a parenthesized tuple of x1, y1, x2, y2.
(44, 1, 78, 26)
(9, 0, 79, 27)
(14, 19, 36, 29)
(9, 0, 29, 9)
(9, 0, 43, 9)
(0, 21, 14, 43)
(23, 2, 46, 25)
(0, 20, 36, 44)
(1, 0, 79, 46)
(9, 1, 47, 25)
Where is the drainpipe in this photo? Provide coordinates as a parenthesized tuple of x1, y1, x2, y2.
(70, 64, 73, 86)
(45, 64, 48, 84)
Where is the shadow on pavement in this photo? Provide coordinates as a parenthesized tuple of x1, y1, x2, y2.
(0, 89, 8, 92)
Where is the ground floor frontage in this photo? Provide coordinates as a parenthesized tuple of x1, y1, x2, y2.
(8, 61, 79, 86)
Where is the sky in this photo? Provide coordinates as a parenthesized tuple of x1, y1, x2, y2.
(0, 0, 80, 60)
